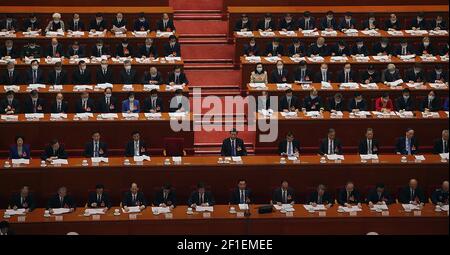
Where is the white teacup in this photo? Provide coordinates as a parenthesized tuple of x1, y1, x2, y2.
(435, 206, 442, 212)
(229, 207, 236, 213)
(44, 210, 50, 217)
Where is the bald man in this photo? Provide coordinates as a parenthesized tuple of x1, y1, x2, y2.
(433, 129, 449, 154)
(122, 183, 147, 212)
(8, 186, 36, 212)
(431, 181, 449, 205)
(398, 179, 426, 205)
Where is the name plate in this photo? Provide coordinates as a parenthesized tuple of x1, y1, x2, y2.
(318, 211, 327, 217)
(165, 213, 173, 219)
(203, 212, 211, 218)
(17, 216, 26, 222)
(285, 212, 294, 217)
(129, 214, 137, 220)
(381, 211, 390, 216)
(92, 215, 101, 221)
(349, 211, 357, 216)
(413, 211, 422, 216)
(236, 212, 245, 218)
(55, 216, 63, 221)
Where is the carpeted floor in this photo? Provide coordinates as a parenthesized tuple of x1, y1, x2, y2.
(170, 0, 223, 10)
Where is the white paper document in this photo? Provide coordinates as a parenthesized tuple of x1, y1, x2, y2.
(236, 31, 253, 37)
(196, 206, 214, 212)
(232, 156, 242, 162)
(280, 111, 297, 117)
(414, 155, 425, 161)
(273, 204, 295, 212)
(360, 83, 378, 89)
(98, 113, 118, 119)
(238, 204, 249, 210)
(321, 81, 332, 89)
(370, 204, 389, 211)
(73, 85, 93, 91)
(339, 82, 359, 89)
(5, 209, 26, 215)
(326, 154, 344, 160)
(339, 206, 362, 212)
(75, 113, 93, 119)
(122, 113, 139, 119)
(1, 115, 18, 121)
(51, 159, 68, 165)
(50, 113, 67, 119)
(276, 83, 292, 90)
(144, 113, 162, 118)
(143, 84, 160, 91)
(439, 153, 449, 160)
(402, 204, 421, 211)
(152, 207, 171, 214)
(84, 208, 106, 215)
(27, 84, 46, 90)
(303, 204, 326, 211)
(95, 83, 113, 89)
(360, 154, 378, 160)
(264, 56, 281, 62)
(52, 208, 71, 215)
(25, 113, 44, 119)
(11, 159, 30, 165)
(386, 79, 404, 86)
(248, 83, 267, 89)
(122, 206, 140, 213)
(4, 85, 20, 92)
(133, 155, 151, 162)
(169, 112, 187, 117)
(91, 157, 109, 163)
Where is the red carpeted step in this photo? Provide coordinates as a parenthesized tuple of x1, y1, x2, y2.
(181, 44, 234, 60)
(194, 130, 256, 144)
(170, 0, 223, 11)
(184, 69, 241, 86)
(174, 20, 227, 35)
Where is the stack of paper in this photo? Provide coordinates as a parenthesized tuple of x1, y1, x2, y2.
(236, 31, 254, 37)
(429, 30, 448, 35)
(360, 83, 378, 89)
(50, 113, 67, 119)
(326, 154, 344, 160)
(165, 56, 182, 62)
(370, 204, 389, 211)
(396, 111, 414, 118)
(245, 56, 261, 62)
(360, 154, 379, 160)
(387, 30, 404, 36)
(360, 30, 380, 36)
(307, 56, 325, 62)
(69, 58, 90, 64)
(321, 82, 332, 89)
(300, 84, 312, 89)
(84, 208, 106, 215)
(135, 57, 159, 63)
(25, 113, 44, 119)
(248, 83, 267, 89)
(428, 83, 448, 89)
(196, 206, 214, 212)
(343, 29, 358, 34)
(45, 58, 62, 64)
(27, 84, 46, 90)
(143, 84, 160, 91)
(420, 55, 438, 61)
(1, 115, 19, 121)
(88, 31, 105, 36)
(50, 85, 63, 91)
(151, 207, 171, 214)
(399, 54, 416, 61)
(330, 111, 343, 117)
(122, 206, 140, 213)
(73, 85, 93, 91)
(23, 57, 40, 64)
(5, 209, 26, 216)
(330, 56, 348, 62)
(95, 83, 113, 89)
(114, 31, 125, 37)
(354, 56, 370, 62)
(305, 111, 321, 117)
(372, 55, 391, 62)
(98, 113, 118, 119)
(290, 57, 306, 62)
(52, 208, 71, 215)
(422, 112, 439, 118)
(280, 111, 297, 117)
(133, 155, 151, 162)
(132, 31, 148, 37)
(122, 84, 134, 91)
(46, 31, 65, 37)
(405, 30, 428, 35)
(414, 155, 425, 161)
(4, 85, 20, 92)
(91, 157, 109, 163)
(144, 113, 162, 118)
(75, 113, 93, 119)
(111, 57, 131, 63)
(301, 30, 319, 36)
(303, 204, 326, 211)
(169, 112, 187, 117)
(402, 204, 421, 211)
(156, 31, 173, 37)
(273, 204, 295, 212)
(264, 56, 281, 62)
(122, 113, 139, 119)
(172, 156, 182, 163)
(340, 82, 359, 89)
(23, 31, 40, 36)
(166, 85, 184, 91)
(279, 31, 297, 36)
(259, 31, 275, 37)
(386, 79, 404, 86)
(276, 83, 291, 90)
(440, 205, 449, 211)
(239, 204, 249, 210)
(51, 159, 68, 165)
(11, 159, 30, 165)
(232, 156, 242, 162)
(68, 31, 85, 36)
(340, 206, 362, 212)
(321, 30, 337, 36)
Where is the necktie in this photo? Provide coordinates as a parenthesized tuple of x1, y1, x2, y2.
(97, 195, 101, 203)
(411, 189, 414, 200)
(306, 20, 309, 29)
(132, 194, 136, 204)
(57, 102, 61, 112)
(322, 71, 326, 81)
(53, 46, 56, 56)
(33, 100, 37, 113)
(406, 139, 411, 155)
(279, 70, 282, 77)
(287, 98, 291, 109)
(283, 190, 287, 203)
(106, 97, 109, 106)
(74, 21, 78, 31)
(127, 70, 130, 76)
(164, 20, 167, 30)
(287, 141, 292, 155)
(231, 140, 236, 156)
(8, 71, 12, 79)
(368, 139, 372, 154)
(6, 21, 10, 30)
(436, 72, 440, 80)
(345, 72, 349, 83)
(81, 70, 84, 76)
(347, 20, 351, 27)
(301, 70, 305, 81)
(402, 47, 406, 55)
(331, 140, 334, 154)
(152, 99, 156, 109)
(175, 74, 179, 84)
(265, 20, 269, 29)
(33, 70, 37, 84)
(60, 197, 64, 207)
(200, 194, 204, 204)
(135, 141, 139, 156)
(99, 48, 102, 56)
(55, 72, 59, 84)
(83, 100, 87, 110)
(428, 99, 432, 109)
(240, 190, 245, 204)
(103, 69, 106, 75)
(328, 19, 331, 28)
(443, 140, 447, 153)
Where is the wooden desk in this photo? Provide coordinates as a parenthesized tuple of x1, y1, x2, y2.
(227, 5, 449, 39)
(0, 84, 189, 113)
(233, 30, 449, 65)
(0, 155, 447, 211)
(253, 111, 449, 154)
(2, 204, 448, 235)
(0, 113, 194, 156)
(0, 1, 169, 6)
(0, 58, 184, 84)
(240, 56, 448, 88)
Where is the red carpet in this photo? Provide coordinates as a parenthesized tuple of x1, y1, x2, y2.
(170, 0, 223, 10)
(195, 130, 256, 144)
(174, 20, 227, 35)
(185, 70, 241, 87)
(181, 44, 233, 60)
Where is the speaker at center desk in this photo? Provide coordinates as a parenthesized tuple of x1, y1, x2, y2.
(258, 205, 274, 214)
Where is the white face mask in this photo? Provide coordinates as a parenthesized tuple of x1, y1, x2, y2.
(357, 44, 363, 48)
(321, 68, 327, 72)
(389, 69, 395, 74)
(403, 95, 410, 100)
(97, 45, 103, 49)
(29, 45, 36, 49)
(101, 64, 108, 69)
(105, 93, 112, 98)
(344, 68, 351, 73)
(176, 95, 182, 100)
(54, 20, 60, 24)
(80, 66, 86, 71)
(122, 44, 128, 48)
(6, 46, 12, 50)
(7, 68, 14, 72)
(436, 70, 442, 74)
(417, 17, 423, 22)
(56, 69, 61, 74)
(129, 97, 135, 101)
(73, 18, 79, 22)
(139, 18, 145, 22)
(423, 42, 430, 47)
(31, 65, 38, 70)
(125, 66, 131, 71)
(310, 95, 317, 99)
(355, 98, 362, 103)
(277, 65, 283, 70)
(428, 95, 434, 100)
(368, 70, 374, 75)
(256, 67, 263, 72)
(56, 99, 62, 103)
(249, 42, 255, 47)
(335, 99, 341, 103)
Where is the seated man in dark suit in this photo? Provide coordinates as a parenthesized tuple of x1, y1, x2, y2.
(139, 38, 158, 58)
(50, 93, 69, 113)
(125, 131, 147, 157)
(111, 12, 127, 33)
(359, 65, 381, 84)
(87, 184, 112, 210)
(384, 13, 402, 30)
(122, 183, 148, 212)
(319, 128, 343, 155)
(0, 15, 18, 32)
(278, 131, 300, 156)
(398, 179, 426, 205)
(133, 13, 150, 31)
(188, 182, 215, 208)
(1, 61, 21, 85)
(229, 180, 252, 205)
(366, 183, 394, 206)
(164, 35, 181, 57)
(314, 63, 332, 83)
(395, 88, 415, 111)
(41, 139, 68, 161)
(0, 40, 19, 59)
(169, 89, 190, 112)
(419, 90, 441, 112)
(142, 66, 163, 85)
(72, 60, 91, 85)
(351, 38, 369, 56)
(396, 128, 418, 155)
(67, 13, 85, 31)
(153, 183, 177, 208)
(338, 12, 357, 30)
(221, 128, 247, 156)
(46, 186, 75, 212)
(75, 91, 95, 113)
(270, 60, 289, 83)
(24, 90, 45, 113)
(307, 37, 330, 57)
(143, 89, 163, 113)
(96, 59, 114, 84)
(279, 89, 300, 112)
(271, 180, 295, 205)
(264, 38, 284, 57)
(45, 38, 64, 58)
(433, 129, 449, 154)
(297, 11, 316, 30)
(320, 11, 338, 30)
(116, 39, 134, 57)
(293, 60, 313, 83)
(327, 93, 345, 112)
(431, 181, 449, 205)
(362, 13, 378, 30)
(336, 63, 357, 83)
(382, 64, 402, 82)
(410, 12, 429, 30)
(156, 13, 176, 32)
(1, 91, 20, 114)
(279, 13, 297, 31)
(21, 40, 42, 59)
(97, 88, 117, 113)
(257, 13, 276, 31)
(372, 38, 393, 56)
(119, 60, 137, 84)
(307, 184, 333, 208)
(287, 39, 306, 57)
(91, 40, 110, 58)
(431, 15, 447, 30)
(23, 13, 41, 32)
(8, 186, 36, 213)
(89, 13, 108, 32)
(167, 66, 189, 86)
(394, 39, 416, 56)
(348, 92, 368, 112)
(84, 131, 108, 158)
(302, 88, 323, 111)
(427, 65, 448, 83)
(25, 60, 45, 84)
(331, 40, 350, 56)
(358, 128, 380, 155)
(66, 41, 85, 58)
(48, 62, 68, 85)
(337, 181, 362, 207)
(234, 14, 252, 32)
(243, 37, 259, 56)
(417, 36, 436, 56)
(405, 64, 426, 83)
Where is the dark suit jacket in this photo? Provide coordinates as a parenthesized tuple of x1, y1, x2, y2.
(48, 70, 69, 85)
(287, 44, 306, 57)
(256, 19, 276, 30)
(139, 44, 158, 58)
(91, 45, 110, 57)
(75, 98, 96, 113)
(50, 100, 69, 113)
(270, 69, 289, 83)
(427, 70, 449, 83)
(359, 70, 381, 83)
(243, 44, 259, 56)
(297, 17, 316, 30)
(9, 144, 30, 159)
(188, 191, 215, 206)
(307, 43, 330, 56)
(229, 188, 252, 204)
(9, 193, 36, 212)
(338, 18, 357, 30)
(66, 46, 86, 58)
(89, 19, 108, 31)
(96, 96, 118, 113)
(351, 45, 369, 56)
(112, 19, 127, 30)
(433, 139, 449, 154)
(410, 19, 429, 30)
(419, 97, 441, 112)
(153, 189, 177, 207)
(348, 98, 368, 111)
(234, 20, 252, 31)
(431, 19, 448, 30)
(0, 46, 20, 58)
(25, 69, 45, 84)
(84, 141, 108, 157)
(395, 96, 415, 111)
(405, 69, 425, 82)
(122, 191, 147, 207)
(272, 187, 295, 204)
(293, 67, 313, 82)
(96, 67, 114, 84)
(124, 140, 148, 157)
(279, 19, 297, 30)
(133, 20, 150, 31)
(337, 189, 361, 205)
(67, 20, 85, 31)
(362, 19, 378, 30)
(119, 69, 137, 84)
(314, 70, 333, 82)
(366, 189, 394, 204)
(72, 69, 92, 85)
(431, 189, 449, 204)
(45, 44, 64, 57)
(320, 17, 338, 30)
(142, 71, 163, 84)
(0, 98, 20, 114)
(0, 19, 18, 30)
(163, 42, 181, 57)
(398, 187, 426, 204)
(327, 98, 345, 111)
(336, 70, 357, 83)
(142, 96, 163, 112)
(384, 20, 402, 30)
(47, 194, 75, 209)
(264, 44, 284, 56)
(278, 139, 300, 155)
(358, 138, 380, 154)
(307, 191, 333, 205)
(23, 97, 46, 113)
(319, 138, 343, 155)
(157, 19, 176, 32)
(395, 136, 419, 155)
(116, 45, 134, 57)
(279, 95, 300, 111)
(167, 72, 189, 85)
(372, 42, 393, 55)
(417, 43, 436, 56)
(331, 45, 351, 56)
(303, 96, 323, 111)
(1, 69, 21, 85)
(382, 69, 402, 83)
(23, 19, 41, 31)
(87, 192, 112, 208)
(41, 145, 68, 160)
(221, 138, 247, 156)
(394, 45, 416, 56)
